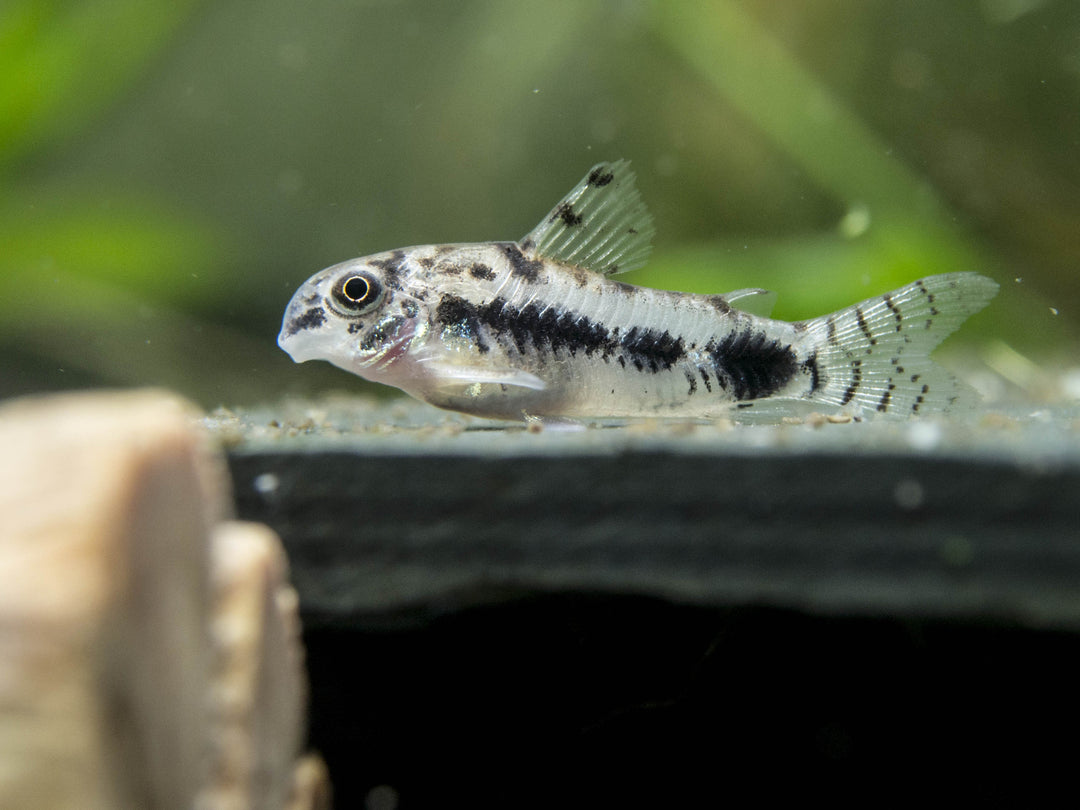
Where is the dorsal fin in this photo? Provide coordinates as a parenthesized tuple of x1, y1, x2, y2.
(520, 160, 655, 276)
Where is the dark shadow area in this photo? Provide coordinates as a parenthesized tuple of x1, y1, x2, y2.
(303, 594, 1079, 808)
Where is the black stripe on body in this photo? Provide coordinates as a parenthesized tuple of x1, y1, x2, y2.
(434, 297, 490, 353)
(706, 330, 799, 401)
(434, 294, 687, 373)
(620, 326, 685, 372)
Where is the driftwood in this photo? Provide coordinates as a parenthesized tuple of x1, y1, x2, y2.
(0, 390, 327, 810)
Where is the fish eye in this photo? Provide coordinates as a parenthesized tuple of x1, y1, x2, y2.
(331, 271, 383, 314)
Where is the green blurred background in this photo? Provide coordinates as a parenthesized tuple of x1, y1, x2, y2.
(2, 0, 1078, 408)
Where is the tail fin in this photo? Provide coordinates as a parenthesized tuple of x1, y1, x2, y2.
(806, 272, 998, 417)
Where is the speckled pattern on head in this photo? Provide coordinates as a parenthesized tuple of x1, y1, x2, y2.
(278, 160, 998, 423)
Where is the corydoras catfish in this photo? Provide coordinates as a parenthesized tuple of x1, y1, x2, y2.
(279, 161, 997, 423)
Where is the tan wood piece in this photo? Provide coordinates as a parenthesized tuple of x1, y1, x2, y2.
(0, 390, 327, 810)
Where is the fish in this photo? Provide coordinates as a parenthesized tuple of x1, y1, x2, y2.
(278, 160, 998, 423)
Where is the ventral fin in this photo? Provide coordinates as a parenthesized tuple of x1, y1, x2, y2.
(420, 361, 548, 392)
(520, 160, 655, 277)
(723, 288, 778, 317)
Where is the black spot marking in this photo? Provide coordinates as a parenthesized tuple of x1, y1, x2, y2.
(588, 168, 614, 186)
(611, 280, 637, 295)
(570, 266, 590, 287)
(685, 370, 698, 396)
(804, 353, 821, 393)
(285, 306, 326, 337)
(368, 250, 406, 290)
(401, 300, 419, 318)
(883, 292, 903, 332)
(359, 329, 383, 351)
(826, 316, 839, 347)
(438, 262, 464, 276)
(876, 386, 892, 412)
(706, 296, 731, 314)
(913, 395, 924, 413)
(707, 330, 799, 401)
(699, 368, 713, 393)
(551, 202, 583, 227)
(418, 257, 434, 269)
(469, 263, 496, 281)
(841, 359, 862, 405)
(921, 384, 930, 394)
(359, 316, 404, 352)
(792, 320, 808, 333)
(500, 242, 544, 283)
(348, 322, 363, 335)
(930, 306, 939, 316)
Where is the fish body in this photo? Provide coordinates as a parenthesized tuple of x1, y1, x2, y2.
(279, 161, 998, 422)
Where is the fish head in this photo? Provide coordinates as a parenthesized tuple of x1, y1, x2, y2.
(278, 253, 430, 383)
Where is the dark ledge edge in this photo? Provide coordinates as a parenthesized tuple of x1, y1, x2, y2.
(227, 439, 1080, 632)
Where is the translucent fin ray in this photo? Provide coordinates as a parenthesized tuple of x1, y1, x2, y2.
(806, 272, 998, 416)
(521, 160, 656, 276)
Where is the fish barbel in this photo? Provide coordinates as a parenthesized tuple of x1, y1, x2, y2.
(279, 161, 997, 422)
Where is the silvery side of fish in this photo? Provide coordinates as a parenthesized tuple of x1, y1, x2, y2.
(278, 160, 998, 422)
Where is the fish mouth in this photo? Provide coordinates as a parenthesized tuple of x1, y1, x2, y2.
(278, 328, 322, 363)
